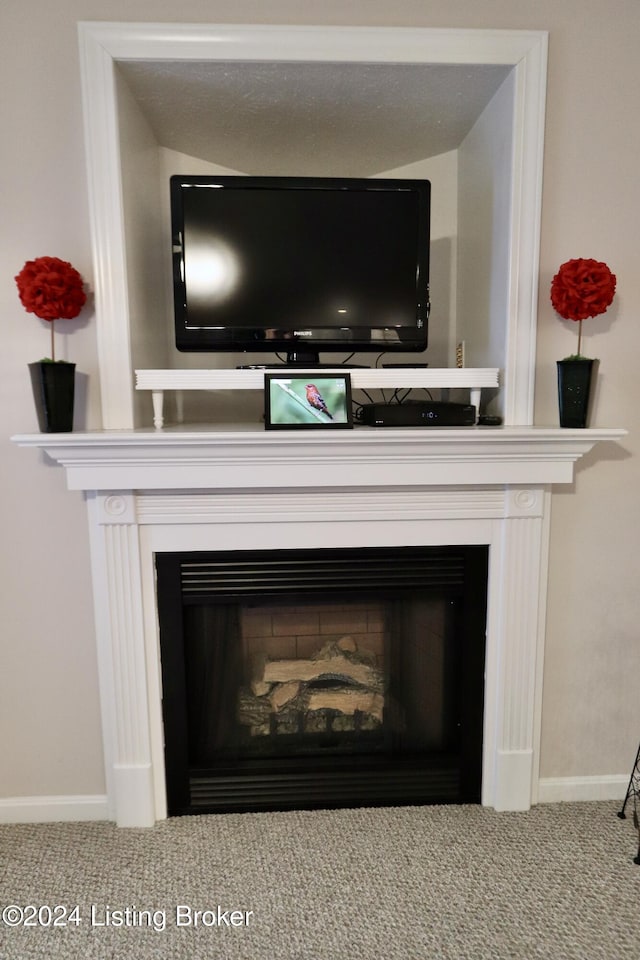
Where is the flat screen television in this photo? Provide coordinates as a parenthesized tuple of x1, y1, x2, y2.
(170, 175, 430, 366)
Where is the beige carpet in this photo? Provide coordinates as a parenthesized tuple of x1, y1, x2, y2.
(0, 801, 638, 959)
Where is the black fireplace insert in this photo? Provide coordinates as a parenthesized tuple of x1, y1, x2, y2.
(156, 544, 488, 815)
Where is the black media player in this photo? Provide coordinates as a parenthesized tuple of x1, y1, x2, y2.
(359, 401, 476, 427)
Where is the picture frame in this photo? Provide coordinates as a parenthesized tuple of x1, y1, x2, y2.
(264, 373, 354, 430)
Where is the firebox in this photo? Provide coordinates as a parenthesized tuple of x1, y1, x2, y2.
(156, 545, 488, 815)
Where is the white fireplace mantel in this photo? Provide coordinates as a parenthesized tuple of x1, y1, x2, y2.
(12, 425, 624, 490)
(12, 426, 626, 826)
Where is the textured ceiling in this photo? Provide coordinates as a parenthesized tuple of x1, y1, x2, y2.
(118, 60, 511, 177)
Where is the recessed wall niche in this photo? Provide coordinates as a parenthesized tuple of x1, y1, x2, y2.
(78, 23, 548, 428)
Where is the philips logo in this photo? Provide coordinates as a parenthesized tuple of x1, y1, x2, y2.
(293, 330, 313, 337)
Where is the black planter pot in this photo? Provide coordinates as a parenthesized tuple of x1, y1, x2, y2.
(28, 361, 76, 433)
(556, 358, 594, 428)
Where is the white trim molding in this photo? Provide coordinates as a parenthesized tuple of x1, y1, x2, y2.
(538, 776, 629, 805)
(0, 795, 109, 824)
(77, 22, 548, 429)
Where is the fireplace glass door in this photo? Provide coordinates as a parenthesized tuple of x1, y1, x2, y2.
(157, 545, 487, 815)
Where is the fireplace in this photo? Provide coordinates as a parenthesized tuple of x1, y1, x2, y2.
(157, 545, 488, 814)
(12, 425, 623, 825)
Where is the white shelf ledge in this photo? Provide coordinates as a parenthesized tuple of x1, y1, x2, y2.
(135, 367, 500, 390)
(134, 367, 500, 428)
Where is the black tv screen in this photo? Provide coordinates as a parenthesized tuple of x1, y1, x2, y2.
(170, 175, 430, 365)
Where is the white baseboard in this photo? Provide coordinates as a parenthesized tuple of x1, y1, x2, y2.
(0, 780, 630, 824)
(0, 794, 109, 824)
(537, 774, 628, 805)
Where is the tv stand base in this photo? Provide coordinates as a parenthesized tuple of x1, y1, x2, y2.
(135, 368, 499, 429)
(236, 363, 369, 370)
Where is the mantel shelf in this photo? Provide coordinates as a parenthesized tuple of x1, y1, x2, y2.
(12, 426, 627, 492)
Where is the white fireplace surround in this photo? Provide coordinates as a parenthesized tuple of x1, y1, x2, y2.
(13, 426, 624, 826)
(8, 24, 627, 826)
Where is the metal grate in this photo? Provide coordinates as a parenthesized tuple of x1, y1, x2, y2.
(179, 547, 467, 600)
(188, 760, 460, 813)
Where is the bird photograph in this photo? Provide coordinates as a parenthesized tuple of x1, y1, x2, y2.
(305, 383, 333, 419)
(266, 376, 351, 427)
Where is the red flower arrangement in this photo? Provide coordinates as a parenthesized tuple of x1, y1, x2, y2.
(550, 258, 616, 357)
(15, 256, 86, 362)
